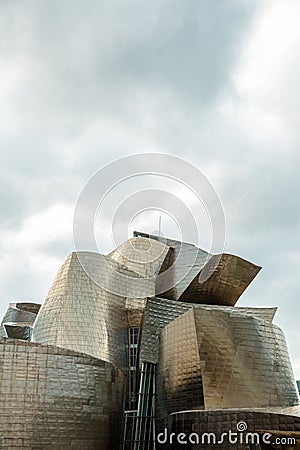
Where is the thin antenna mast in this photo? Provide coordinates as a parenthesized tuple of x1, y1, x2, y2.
(158, 214, 162, 237)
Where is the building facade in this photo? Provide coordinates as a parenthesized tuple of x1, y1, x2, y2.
(0, 232, 299, 449)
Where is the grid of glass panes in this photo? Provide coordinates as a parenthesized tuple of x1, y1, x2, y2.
(128, 327, 140, 409)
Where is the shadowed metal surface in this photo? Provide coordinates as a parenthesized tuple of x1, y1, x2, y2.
(179, 252, 262, 305)
(139, 297, 278, 364)
(32, 252, 150, 370)
(134, 232, 261, 306)
(109, 237, 171, 278)
(0, 303, 40, 339)
(0, 232, 299, 449)
(4, 324, 33, 341)
(135, 231, 211, 300)
(156, 307, 298, 417)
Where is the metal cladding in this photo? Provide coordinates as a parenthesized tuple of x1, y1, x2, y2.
(156, 307, 298, 418)
(3, 324, 33, 340)
(178, 253, 262, 305)
(139, 296, 278, 364)
(32, 251, 150, 370)
(134, 231, 262, 306)
(0, 231, 299, 449)
(135, 231, 212, 300)
(0, 302, 40, 340)
(109, 237, 171, 278)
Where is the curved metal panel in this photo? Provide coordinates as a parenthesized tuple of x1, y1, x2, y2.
(32, 252, 150, 370)
(139, 297, 277, 364)
(179, 253, 262, 305)
(4, 324, 32, 341)
(0, 303, 41, 341)
(109, 237, 170, 278)
(157, 307, 299, 413)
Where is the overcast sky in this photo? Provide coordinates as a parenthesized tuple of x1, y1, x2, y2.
(0, 0, 300, 379)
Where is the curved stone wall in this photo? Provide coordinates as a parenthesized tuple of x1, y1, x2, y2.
(0, 337, 125, 449)
(159, 408, 300, 450)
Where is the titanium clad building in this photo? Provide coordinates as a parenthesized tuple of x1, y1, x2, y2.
(0, 232, 299, 449)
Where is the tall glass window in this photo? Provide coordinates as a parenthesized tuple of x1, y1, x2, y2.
(128, 327, 140, 409)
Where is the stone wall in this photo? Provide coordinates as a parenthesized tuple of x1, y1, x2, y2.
(0, 337, 125, 449)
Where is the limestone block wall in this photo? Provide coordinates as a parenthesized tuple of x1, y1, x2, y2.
(160, 408, 300, 450)
(0, 337, 125, 449)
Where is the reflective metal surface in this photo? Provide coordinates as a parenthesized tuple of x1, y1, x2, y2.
(178, 252, 261, 305)
(109, 236, 171, 278)
(32, 252, 149, 371)
(0, 302, 40, 340)
(0, 232, 299, 449)
(134, 232, 261, 306)
(139, 296, 278, 364)
(156, 307, 298, 416)
(135, 231, 212, 300)
(3, 324, 33, 340)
